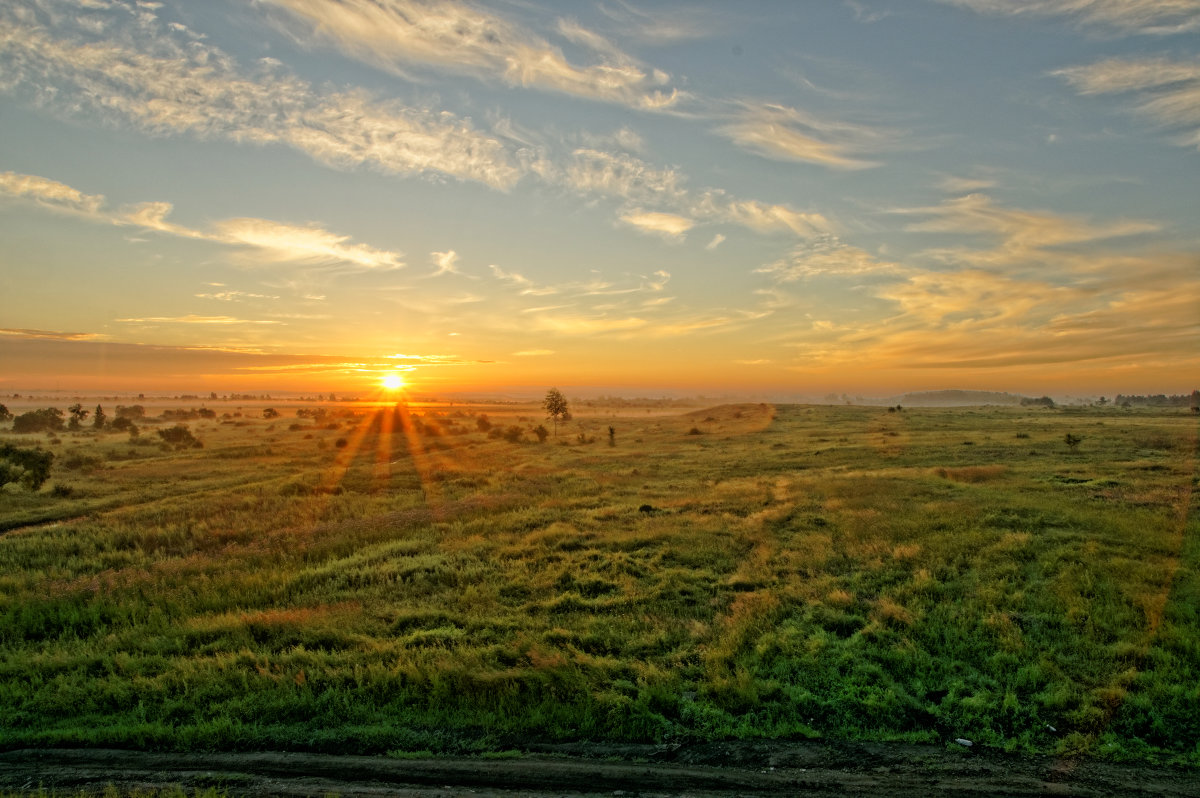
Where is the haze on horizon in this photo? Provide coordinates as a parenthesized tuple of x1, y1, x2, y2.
(1, 0, 1198, 398)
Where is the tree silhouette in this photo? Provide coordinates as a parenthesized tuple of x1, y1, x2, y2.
(543, 388, 569, 437)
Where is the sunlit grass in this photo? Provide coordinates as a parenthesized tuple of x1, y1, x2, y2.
(0, 401, 1196, 763)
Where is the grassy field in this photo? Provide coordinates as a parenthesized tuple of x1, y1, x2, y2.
(0, 400, 1196, 764)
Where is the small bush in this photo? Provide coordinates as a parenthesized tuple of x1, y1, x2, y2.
(157, 424, 203, 450)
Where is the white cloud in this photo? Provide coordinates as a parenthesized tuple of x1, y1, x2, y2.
(0, 169, 405, 271)
(429, 250, 461, 277)
(619, 210, 695, 239)
(705, 233, 727, 250)
(0, 171, 105, 215)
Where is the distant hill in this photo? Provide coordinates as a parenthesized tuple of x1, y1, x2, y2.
(896, 390, 1026, 407)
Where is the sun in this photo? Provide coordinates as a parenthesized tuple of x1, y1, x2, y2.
(380, 373, 405, 391)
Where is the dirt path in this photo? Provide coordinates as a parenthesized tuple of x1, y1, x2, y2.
(3, 742, 1197, 797)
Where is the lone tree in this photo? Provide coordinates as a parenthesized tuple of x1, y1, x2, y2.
(543, 388, 569, 437)
(67, 403, 89, 430)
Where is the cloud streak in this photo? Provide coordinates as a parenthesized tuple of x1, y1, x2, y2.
(619, 210, 695, 239)
(937, 0, 1200, 35)
(716, 103, 882, 169)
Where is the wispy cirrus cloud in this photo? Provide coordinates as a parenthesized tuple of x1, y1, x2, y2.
(213, 218, 404, 270)
(561, 147, 833, 239)
(716, 103, 883, 169)
(1054, 57, 1200, 150)
(0, 3, 849, 248)
(0, 169, 405, 271)
(757, 237, 904, 282)
(0, 3, 522, 189)
(896, 192, 1160, 268)
(772, 195, 1200, 377)
(935, 0, 1200, 35)
(259, 0, 684, 111)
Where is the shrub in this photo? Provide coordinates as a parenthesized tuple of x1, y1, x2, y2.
(111, 417, 139, 437)
(12, 408, 65, 433)
(157, 424, 203, 450)
(115, 405, 145, 420)
(0, 443, 54, 490)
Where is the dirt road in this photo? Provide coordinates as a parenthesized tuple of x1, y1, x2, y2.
(3, 742, 1198, 797)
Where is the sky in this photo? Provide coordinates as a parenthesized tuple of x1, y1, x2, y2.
(1, 0, 1198, 398)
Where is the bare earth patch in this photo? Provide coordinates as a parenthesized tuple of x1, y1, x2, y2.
(2, 743, 1198, 797)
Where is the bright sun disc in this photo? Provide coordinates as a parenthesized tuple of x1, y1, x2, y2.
(381, 374, 404, 390)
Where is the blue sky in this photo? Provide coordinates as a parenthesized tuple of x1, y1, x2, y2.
(1, 0, 1197, 396)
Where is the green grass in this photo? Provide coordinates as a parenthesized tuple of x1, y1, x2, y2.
(0, 401, 1196, 764)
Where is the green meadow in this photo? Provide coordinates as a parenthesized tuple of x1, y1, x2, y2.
(0, 401, 1197, 764)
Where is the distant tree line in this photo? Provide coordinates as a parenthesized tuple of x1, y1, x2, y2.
(1113, 392, 1199, 408)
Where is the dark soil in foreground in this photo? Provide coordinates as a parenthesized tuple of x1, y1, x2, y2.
(3, 742, 1198, 797)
